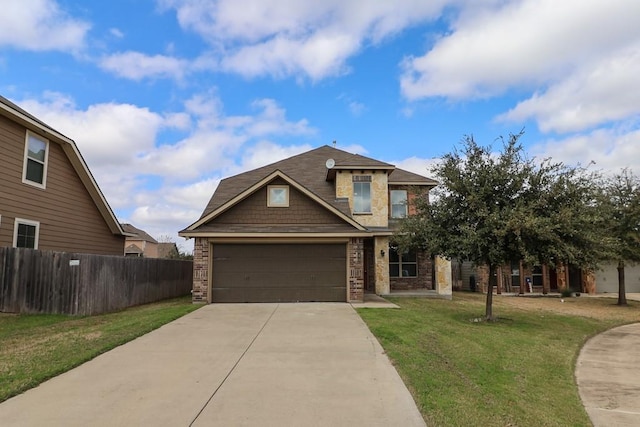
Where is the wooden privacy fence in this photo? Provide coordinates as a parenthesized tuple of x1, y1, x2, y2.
(0, 247, 193, 315)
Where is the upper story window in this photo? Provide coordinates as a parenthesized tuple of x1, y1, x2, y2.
(353, 175, 371, 213)
(390, 190, 408, 218)
(23, 131, 49, 188)
(267, 185, 289, 207)
(13, 218, 40, 249)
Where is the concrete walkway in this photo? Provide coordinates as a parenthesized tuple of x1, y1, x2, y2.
(0, 303, 425, 427)
(576, 323, 640, 426)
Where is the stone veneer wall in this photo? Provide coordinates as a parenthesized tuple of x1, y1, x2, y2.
(335, 171, 389, 227)
(390, 251, 433, 291)
(348, 237, 364, 302)
(192, 237, 209, 303)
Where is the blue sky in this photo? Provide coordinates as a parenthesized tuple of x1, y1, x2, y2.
(2, 0, 639, 251)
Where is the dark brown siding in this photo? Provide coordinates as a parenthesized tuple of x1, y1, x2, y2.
(0, 115, 124, 255)
(213, 178, 349, 226)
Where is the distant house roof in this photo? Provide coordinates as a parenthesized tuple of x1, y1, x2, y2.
(158, 242, 179, 258)
(182, 145, 437, 234)
(120, 223, 158, 244)
(124, 244, 143, 255)
(0, 95, 125, 237)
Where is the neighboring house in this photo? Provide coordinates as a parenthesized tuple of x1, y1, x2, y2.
(0, 96, 125, 254)
(450, 260, 628, 294)
(180, 145, 452, 303)
(121, 223, 159, 258)
(594, 262, 640, 293)
(158, 242, 180, 259)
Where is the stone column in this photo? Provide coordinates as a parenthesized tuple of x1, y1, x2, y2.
(348, 237, 364, 302)
(374, 236, 390, 295)
(435, 256, 453, 298)
(192, 237, 209, 303)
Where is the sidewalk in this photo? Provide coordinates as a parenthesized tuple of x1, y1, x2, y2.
(576, 323, 640, 426)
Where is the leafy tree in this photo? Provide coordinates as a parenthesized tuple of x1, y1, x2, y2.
(397, 132, 609, 320)
(601, 169, 640, 305)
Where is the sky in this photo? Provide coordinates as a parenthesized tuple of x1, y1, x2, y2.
(1, 0, 639, 253)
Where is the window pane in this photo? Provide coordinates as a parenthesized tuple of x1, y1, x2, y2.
(389, 248, 399, 262)
(390, 190, 405, 204)
(389, 264, 399, 277)
(401, 251, 417, 263)
(17, 224, 36, 249)
(391, 190, 408, 218)
(353, 182, 371, 213)
(26, 159, 44, 184)
(28, 135, 46, 161)
(402, 264, 417, 277)
(391, 204, 406, 218)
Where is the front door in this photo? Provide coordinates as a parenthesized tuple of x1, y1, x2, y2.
(363, 239, 375, 292)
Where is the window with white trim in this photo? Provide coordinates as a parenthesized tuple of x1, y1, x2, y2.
(389, 247, 418, 278)
(267, 185, 289, 207)
(390, 190, 408, 218)
(22, 131, 49, 188)
(13, 218, 40, 249)
(353, 175, 371, 213)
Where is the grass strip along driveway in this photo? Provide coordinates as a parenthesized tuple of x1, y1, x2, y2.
(0, 296, 199, 403)
(358, 293, 640, 427)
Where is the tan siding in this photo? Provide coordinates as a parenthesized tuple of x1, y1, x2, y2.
(0, 115, 124, 255)
(213, 178, 348, 226)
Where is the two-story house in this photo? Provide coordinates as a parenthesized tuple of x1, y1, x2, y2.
(122, 223, 159, 258)
(179, 145, 451, 303)
(0, 96, 125, 254)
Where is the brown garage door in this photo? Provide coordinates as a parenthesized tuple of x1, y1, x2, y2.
(212, 243, 347, 303)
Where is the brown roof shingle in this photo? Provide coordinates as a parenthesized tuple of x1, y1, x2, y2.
(199, 145, 434, 219)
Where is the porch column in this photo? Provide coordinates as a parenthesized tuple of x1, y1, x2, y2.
(348, 238, 365, 302)
(192, 237, 209, 303)
(374, 236, 390, 295)
(542, 264, 550, 295)
(435, 256, 453, 297)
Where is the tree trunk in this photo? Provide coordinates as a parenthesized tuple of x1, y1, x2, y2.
(617, 260, 627, 306)
(486, 264, 496, 320)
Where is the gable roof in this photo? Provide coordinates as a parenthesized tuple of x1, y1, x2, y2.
(200, 145, 434, 218)
(121, 223, 158, 243)
(0, 96, 125, 236)
(184, 169, 367, 233)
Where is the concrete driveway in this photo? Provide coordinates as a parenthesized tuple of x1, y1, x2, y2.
(576, 323, 640, 426)
(0, 303, 425, 427)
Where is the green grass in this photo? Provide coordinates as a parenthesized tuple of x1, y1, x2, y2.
(358, 293, 640, 427)
(0, 296, 200, 403)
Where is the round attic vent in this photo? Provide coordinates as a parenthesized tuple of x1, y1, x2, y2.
(325, 158, 335, 169)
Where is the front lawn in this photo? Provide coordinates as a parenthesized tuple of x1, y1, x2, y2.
(358, 293, 639, 427)
(0, 297, 200, 403)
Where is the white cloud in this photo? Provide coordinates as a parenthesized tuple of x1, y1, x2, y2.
(18, 92, 165, 167)
(236, 141, 313, 173)
(99, 51, 190, 81)
(0, 0, 89, 51)
(138, 95, 316, 180)
(531, 126, 640, 174)
(498, 44, 640, 133)
(391, 156, 440, 179)
(401, 0, 640, 101)
(159, 0, 449, 80)
(14, 92, 318, 250)
(109, 28, 124, 39)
